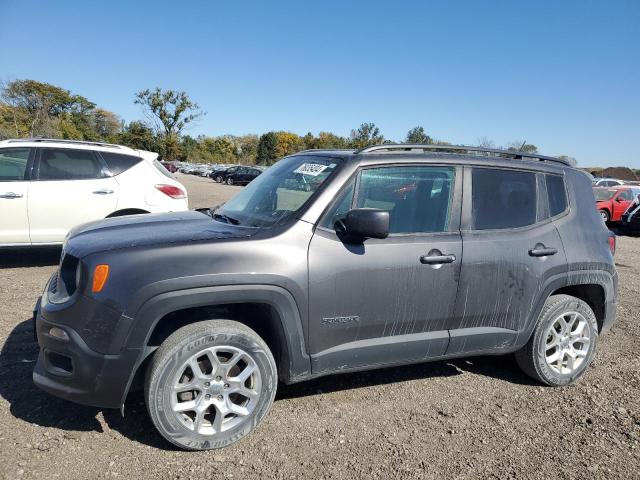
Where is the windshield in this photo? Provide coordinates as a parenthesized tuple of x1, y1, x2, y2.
(593, 188, 616, 201)
(217, 155, 342, 227)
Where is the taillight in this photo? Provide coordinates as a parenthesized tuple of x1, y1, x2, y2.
(155, 184, 186, 199)
(608, 233, 616, 256)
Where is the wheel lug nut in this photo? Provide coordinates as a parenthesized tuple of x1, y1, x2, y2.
(204, 382, 210, 387)
(205, 394, 211, 400)
(215, 376, 222, 381)
(217, 395, 223, 401)
(224, 383, 229, 389)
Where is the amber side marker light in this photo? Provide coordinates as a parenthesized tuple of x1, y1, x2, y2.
(92, 264, 110, 293)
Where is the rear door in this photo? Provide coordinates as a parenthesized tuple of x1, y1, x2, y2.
(308, 164, 462, 372)
(29, 147, 119, 243)
(0, 147, 33, 244)
(447, 167, 567, 355)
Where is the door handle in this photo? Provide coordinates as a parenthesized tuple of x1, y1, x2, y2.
(0, 192, 23, 199)
(92, 189, 114, 195)
(420, 253, 456, 265)
(529, 246, 558, 257)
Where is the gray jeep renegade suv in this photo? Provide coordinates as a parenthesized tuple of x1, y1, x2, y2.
(33, 144, 617, 450)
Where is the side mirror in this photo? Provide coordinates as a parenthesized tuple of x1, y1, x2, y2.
(337, 208, 390, 242)
(615, 196, 623, 203)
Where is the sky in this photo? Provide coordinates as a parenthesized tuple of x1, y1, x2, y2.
(1, 0, 639, 168)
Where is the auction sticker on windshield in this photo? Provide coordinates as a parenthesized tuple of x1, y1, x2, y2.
(294, 163, 333, 176)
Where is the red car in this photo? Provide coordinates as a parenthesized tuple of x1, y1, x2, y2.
(593, 186, 640, 222)
(161, 161, 178, 173)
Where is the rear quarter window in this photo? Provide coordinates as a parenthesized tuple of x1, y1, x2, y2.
(153, 159, 174, 178)
(546, 174, 568, 217)
(100, 152, 142, 176)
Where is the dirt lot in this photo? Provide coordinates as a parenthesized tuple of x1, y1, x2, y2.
(0, 173, 639, 479)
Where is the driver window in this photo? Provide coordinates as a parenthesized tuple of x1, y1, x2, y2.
(356, 166, 455, 234)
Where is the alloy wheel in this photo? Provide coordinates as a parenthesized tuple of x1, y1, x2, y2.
(170, 345, 261, 435)
(544, 311, 591, 375)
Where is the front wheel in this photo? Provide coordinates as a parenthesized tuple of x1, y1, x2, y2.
(599, 209, 610, 222)
(145, 320, 277, 450)
(516, 294, 598, 386)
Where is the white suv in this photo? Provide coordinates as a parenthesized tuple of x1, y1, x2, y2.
(0, 138, 189, 246)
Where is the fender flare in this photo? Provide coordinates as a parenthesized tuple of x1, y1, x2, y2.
(516, 269, 616, 348)
(118, 284, 312, 406)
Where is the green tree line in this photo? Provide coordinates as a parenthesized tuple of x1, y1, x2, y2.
(3, 79, 625, 174)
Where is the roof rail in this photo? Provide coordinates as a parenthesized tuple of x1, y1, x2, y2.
(295, 148, 353, 154)
(354, 144, 570, 166)
(6, 138, 123, 149)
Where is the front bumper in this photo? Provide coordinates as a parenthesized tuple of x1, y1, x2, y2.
(33, 297, 140, 409)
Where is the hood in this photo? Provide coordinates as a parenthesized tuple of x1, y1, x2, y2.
(64, 211, 256, 258)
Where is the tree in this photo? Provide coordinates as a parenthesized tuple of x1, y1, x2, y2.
(405, 126, 432, 144)
(476, 136, 496, 148)
(275, 131, 303, 158)
(134, 88, 204, 160)
(234, 134, 259, 164)
(256, 132, 278, 165)
(92, 109, 121, 139)
(199, 137, 236, 163)
(117, 121, 161, 152)
(349, 122, 384, 149)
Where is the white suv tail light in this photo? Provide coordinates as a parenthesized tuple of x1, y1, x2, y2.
(155, 184, 186, 199)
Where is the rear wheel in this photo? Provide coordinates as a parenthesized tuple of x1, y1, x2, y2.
(145, 320, 277, 450)
(599, 209, 610, 222)
(516, 294, 598, 386)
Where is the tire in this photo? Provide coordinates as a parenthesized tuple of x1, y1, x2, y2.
(215, 176, 222, 183)
(145, 320, 277, 451)
(516, 294, 598, 386)
(226, 177, 234, 185)
(599, 209, 610, 222)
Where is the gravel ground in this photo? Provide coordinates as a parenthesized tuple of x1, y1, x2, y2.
(0, 173, 638, 479)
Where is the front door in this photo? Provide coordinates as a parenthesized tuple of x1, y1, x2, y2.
(28, 147, 119, 243)
(0, 147, 32, 244)
(308, 164, 462, 373)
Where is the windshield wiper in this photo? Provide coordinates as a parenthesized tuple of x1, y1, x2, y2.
(213, 212, 241, 225)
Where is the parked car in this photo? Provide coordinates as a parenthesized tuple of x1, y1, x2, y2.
(594, 178, 625, 187)
(213, 165, 240, 183)
(224, 166, 262, 185)
(161, 161, 178, 173)
(0, 138, 188, 246)
(33, 144, 616, 450)
(593, 186, 640, 222)
(621, 192, 640, 232)
(207, 165, 230, 180)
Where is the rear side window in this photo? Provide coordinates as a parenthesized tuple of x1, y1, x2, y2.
(472, 168, 537, 230)
(0, 148, 30, 181)
(100, 152, 142, 176)
(546, 174, 568, 217)
(38, 148, 104, 180)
